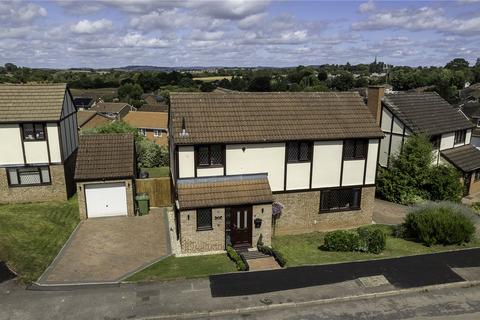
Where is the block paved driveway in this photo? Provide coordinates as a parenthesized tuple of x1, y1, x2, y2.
(38, 208, 170, 285)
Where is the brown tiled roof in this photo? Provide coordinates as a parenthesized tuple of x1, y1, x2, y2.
(0, 83, 67, 122)
(91, 102, 131, 113)
(138, 102, 168, 112)
(441, 145, 480, 172)
(76, 110, 97, 127)
(75, 133, 135, 181)
(170, 92, 383, 145)
(176, 174, 273, 210)
(383, 92, 474, 136)
(123, 111, 168, 129)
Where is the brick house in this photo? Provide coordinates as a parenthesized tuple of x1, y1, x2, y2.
(74, 133, 136, 219)
(123, 111, 169, 147)
(370, 86, 480, 196)
(76, 110, 111, 130)
(169, 92, 383, 254)
(90, 102, 135, 120)
(0, 84, 78, 203)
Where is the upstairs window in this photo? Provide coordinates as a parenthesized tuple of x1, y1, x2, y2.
(22, 123, 45, 141)
(454, 130, 466, 145)
(7, 166, 50, 186)
(287, 141, 312, 162)
(139, 128, 147, 136)
(320, 188, 361, 213)
(343, 139, 368, 160)
(153, 129, 161, 137)
(196, 208, 212, 230)
(197, 145, 223, 167)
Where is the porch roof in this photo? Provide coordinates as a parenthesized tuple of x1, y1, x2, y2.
(441, 145, 480, 173)
(176, 174, 273, 210)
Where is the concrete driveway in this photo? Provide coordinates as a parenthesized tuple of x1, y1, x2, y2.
(38, 208, 170, 285)
(373, 199, 409, 225)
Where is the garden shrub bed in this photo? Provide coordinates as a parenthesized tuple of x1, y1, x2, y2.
(323, 225, 387, 254)
(226, 245, 248, 271)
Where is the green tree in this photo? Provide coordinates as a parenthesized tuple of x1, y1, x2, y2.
(317, 70, 328, 81)
(200, 81, 215, 92)
(445, 58, 469, 70)
(118, 83, 143, 102)
(424, 165, 463, 202)
(248, 75, 271, 92)
(329, 72, 354, 91)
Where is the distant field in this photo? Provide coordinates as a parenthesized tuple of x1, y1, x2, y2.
(193, 76, 233, 82)
(70, 87, 118, 99)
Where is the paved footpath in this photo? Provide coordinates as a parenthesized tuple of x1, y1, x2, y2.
(2, 249, 480, 320)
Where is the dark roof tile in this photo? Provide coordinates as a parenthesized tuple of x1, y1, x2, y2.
(441, 145, 480, 172)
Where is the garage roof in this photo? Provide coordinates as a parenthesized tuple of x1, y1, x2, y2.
(441, 144, 480, 173)
(75, 133, 135, 181)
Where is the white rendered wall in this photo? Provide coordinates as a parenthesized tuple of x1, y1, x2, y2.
(342, 160, 365, 186)
(365, 139, 379, 184)
(24, 141, 49, 164)
(466, 129, 472, 145)
(311, 140, 342, 188)
(381, 108, 393, 132)
(47, 123, 61, 163)
(286, 162, 310, 190)
(178, 146, 195, 178)
(440, 132, 454, 150)
(197, 167, 224, 177)
(0, 124, 24, 165)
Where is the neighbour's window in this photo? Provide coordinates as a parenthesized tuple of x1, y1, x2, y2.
(197, 145, 223, 167)
(139, 129, 147, 136)
(343, 139, 368, 160)
(475, 171, 480, 182)
(22, 123, 45, 140)
(153, 129, 161, 137)
(287, 141, 312, 162)
(454, 130, 466, 145)
(430, 135, 441, 149)
(196, 208, 212, 230)
(320, 188, 361, 213)
(7, 166, 50, 186)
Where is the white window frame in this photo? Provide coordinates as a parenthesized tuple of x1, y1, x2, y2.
(139, 128, 147, 136)
(153, 129, 162, 137)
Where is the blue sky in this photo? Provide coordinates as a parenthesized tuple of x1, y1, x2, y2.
(1, 0, 479, 68)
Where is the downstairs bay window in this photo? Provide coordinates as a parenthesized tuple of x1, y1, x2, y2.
(320, 187, 361, 213)
(7, 166, 51, 186)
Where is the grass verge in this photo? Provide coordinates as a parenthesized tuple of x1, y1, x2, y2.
(0, 198, 79, 282)
(141, 167, 170, 178)
(273, 225, 480, 267)
(127, 254, 237, 282)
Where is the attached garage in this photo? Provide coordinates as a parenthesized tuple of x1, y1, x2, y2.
(74, 133, 136, 220)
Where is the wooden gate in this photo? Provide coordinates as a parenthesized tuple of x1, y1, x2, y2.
(135, 177, 173, 207)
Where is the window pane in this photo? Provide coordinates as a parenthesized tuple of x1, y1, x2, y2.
(287, 142, 299, 162)
(8, 169, 18, 185)
(198, 146, 209, 166)
(320, 188, 361, 212)
(197, 208, 212, 229)
(299, 142, 310, 161)
(210, 145, 223, 165)
(355, 140, 367, 159)
(19, 168, 41, 185)
(40, 167, 50, 183)
(343, 140, 355, 159)
(34, 124, 45, 139)
(23, 124, 35, 140)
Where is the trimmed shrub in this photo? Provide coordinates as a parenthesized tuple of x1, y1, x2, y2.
(257, 245, 287, 267)
(323, 230, 361, 252)
(357, 226, 387, 254)
(226, 245, 247, 271)
(403, 202, 476, 246)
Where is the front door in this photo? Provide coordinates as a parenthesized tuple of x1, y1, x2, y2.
(230, 206, 252, 249)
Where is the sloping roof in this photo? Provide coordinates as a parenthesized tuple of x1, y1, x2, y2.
(77, 111, 111, 129)
(75, 133, 135, 181)
(138, 103, 168, 112)
(441, 145, 480, 172)
(383, 92, 473, 136)
(0, 83, 67, 122)
(170, 92, 383, 145)
(76, 110, 97, 127)
(73, 97, 94, 108)
(176, 174, 273, 210)
(91, 102, 130, 113)
(123, 111, 168, 129)
(462, 102, 480, 119)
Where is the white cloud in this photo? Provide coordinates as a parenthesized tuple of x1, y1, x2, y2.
(130, 9, 187, 30)
(121, 33, 170, 48)
(71, 19, 113, 34)
(0, 1, 47, 26)
(359, 0, 375, 13)
(189, 0, 270, 20)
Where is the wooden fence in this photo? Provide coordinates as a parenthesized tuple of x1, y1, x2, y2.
(136, 177, 173, 207)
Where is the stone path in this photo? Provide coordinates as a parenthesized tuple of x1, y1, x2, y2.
(373, 198, 409, 225)
(247, 257, 281, 271)
(37, 208, 170, 285)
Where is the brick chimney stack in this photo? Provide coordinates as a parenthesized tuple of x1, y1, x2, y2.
(367, 85, 385, 126)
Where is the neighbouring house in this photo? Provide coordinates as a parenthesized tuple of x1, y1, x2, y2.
(73, 97, 94, 110)
(460, 83, 480, 104)
(461, 102, 480, 148)
(76, 110, 111, 130)
(370, 86, 480, 196)
(169, 92, 383, 254)
(75, 133, 136, 219)
(0, 83, 78, 203)
(140, 93, 169, 112)
(91, 102, 135, 120)
(123, 111, 169, 147)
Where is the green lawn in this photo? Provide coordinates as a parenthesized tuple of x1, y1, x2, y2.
(142, 167, 170, 178)
(127, 254, 237, 282)
(273, 225, 480, 267)
(0, 198, 79, 282)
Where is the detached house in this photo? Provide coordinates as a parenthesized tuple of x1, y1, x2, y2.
(0, 84, 78, 203)
(169, 92, 383, 254)
(370, 86, 480, 196)
(91, 102, 135, 120)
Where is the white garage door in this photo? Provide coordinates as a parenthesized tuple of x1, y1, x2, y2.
(85, 182, 128, 218)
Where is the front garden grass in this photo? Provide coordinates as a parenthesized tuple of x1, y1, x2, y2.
(0, 198, 79, 282)
(273, 225, 480, 267)
(127, 254, 237, 282)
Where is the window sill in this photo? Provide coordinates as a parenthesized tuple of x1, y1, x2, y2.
(319, 207, 361, 214)
(197, 165, 223, 169)
(196, 227, 213, 232)
(9, 183, 52, 188)
(343, 158, 366, 161)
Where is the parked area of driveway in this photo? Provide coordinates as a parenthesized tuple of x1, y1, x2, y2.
(37, 208, 170, 285)
(373, 198, 409, 225)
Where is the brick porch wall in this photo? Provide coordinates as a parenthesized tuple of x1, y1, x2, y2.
(272, 186, 375, 235)
(180, 208, 226, 254)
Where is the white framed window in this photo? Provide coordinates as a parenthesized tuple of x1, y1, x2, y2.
(139, 128, 147, 136)
(153, 129, 162, 137)
(7, 166, 51, 186)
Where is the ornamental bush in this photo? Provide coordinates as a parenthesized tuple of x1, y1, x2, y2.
(357, 226, 387, 254)
(323, 230, 362, 252)
(226, 245, 247, 271)
(403, 202, 475, 246)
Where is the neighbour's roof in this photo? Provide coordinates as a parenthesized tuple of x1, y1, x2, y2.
(176, 174, 273, 210)
(73, 97, 94, 108)
(170, 92, 383, 145)
(76, 110, 97, 127)
(383, 92, 473, 136)
(462, 102, 480, 119)
(0, 83, 68, 122)
(75, 133, 135, 181)
(91, 102, 130, 113)
(441, 144, 480, 172)
(138, 102, 168, 112)
(123, 111, 168, 129)
(76, 110, 111, 129)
